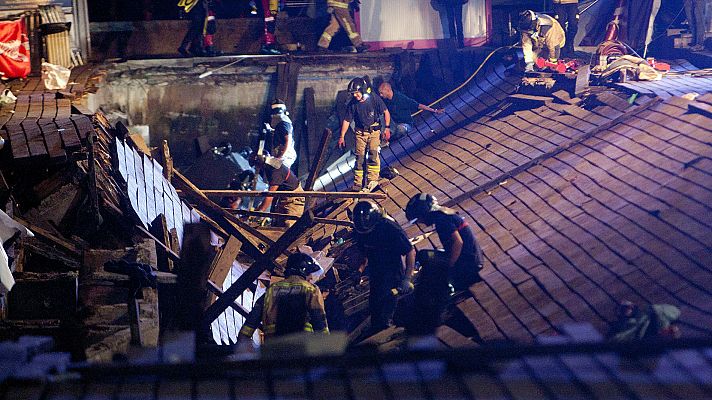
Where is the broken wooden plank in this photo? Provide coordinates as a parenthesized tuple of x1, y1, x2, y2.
(207, 235, 242, 304)
(206, 280, 250, 318)
(228, 208, 353, 227)
(149, 214, 175, 272)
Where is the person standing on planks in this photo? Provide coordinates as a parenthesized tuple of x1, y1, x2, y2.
(338, 77, 391, 191)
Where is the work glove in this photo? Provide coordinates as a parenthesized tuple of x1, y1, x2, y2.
(397, 278, 414, 295)
(326, 6, 334, 14)
(525, 62, 534, 72)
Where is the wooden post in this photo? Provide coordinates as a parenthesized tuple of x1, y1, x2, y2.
(149, 214, 175, 272)
(304, 128, 333, 208)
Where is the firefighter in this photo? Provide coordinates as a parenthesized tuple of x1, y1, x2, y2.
(338, 77, 391, 191)
(352, 200, 415, 333)
(238, 252, 329, 341)
(267, 99, 297, 169)
(553, 0, 579, 57)
(261, 0, 281, 54)
(317, 0, 369, 53)
(518, 9, 566, 72)
(405, 193, 483, 291)
(249, 151, 304, 227)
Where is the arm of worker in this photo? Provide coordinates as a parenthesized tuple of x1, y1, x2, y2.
(273, 134, 289, 159)
(521, 33, 535, 69)
(256, 185, 279, 212)
(448, 230, 464, 268)
(238, 294, 265, 341)
(338, 119, 350, 148)
(418, 103, 444, 114)
(382, 109, 391, 141)
(308, 287, 330, 334)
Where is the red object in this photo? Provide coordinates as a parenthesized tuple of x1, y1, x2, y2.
(647, 58, 670, 72)
(535, 57, 579, 73)
(0, 19, 30, 79)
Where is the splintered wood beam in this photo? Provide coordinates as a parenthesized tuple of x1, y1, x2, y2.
(12, 217, 81, 256)
(226, 208, 353, 227)
(136, 225, 180, 261)
(304, 128, 332, 191)
(188, 189, 386, 199)
(202, 210, 316, 325)
(172, 170, 268, 257)
(206, 281, 250, 318)
(207, 236, 242, 305)
(160, 140, 174, 181)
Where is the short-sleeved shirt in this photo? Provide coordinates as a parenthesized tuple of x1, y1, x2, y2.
(272, 118, 297, 167)
(355, 217, 413, 287)
(343, 94, 388, 130)
(384, 90, 419, 126)
(264, 162, 299, 191)
(431, 211, 482, 267)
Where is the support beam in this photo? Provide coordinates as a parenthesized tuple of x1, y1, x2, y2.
(206, 281, 250, 318)
(207, 236, 242, 305)
(188, 189, 386, 199)
(202, 210, 316, 325)
(304, 128, 332, 191)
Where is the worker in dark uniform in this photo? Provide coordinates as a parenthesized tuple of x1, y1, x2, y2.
(518, 9, 566, 72)
(405, 193, 483, 335)
(352, 200, 415, 333)
(377, 82, 444, 141)
(317, 0, 369, 53)
(177, 0, 208, 57)
(338, 77, 391, 191)
(238, 252, 329, 341)
(553, 0, 579, 57)
(406, 193, 483, 290)
(249, 151, 304, 227)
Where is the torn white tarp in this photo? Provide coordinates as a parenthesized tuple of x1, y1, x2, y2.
(0, 210, 34, 293)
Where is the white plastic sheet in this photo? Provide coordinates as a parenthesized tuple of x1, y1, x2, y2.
(41, 62, 71, 90)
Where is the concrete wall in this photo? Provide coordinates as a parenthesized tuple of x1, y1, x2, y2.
(88, 56, 396, 171)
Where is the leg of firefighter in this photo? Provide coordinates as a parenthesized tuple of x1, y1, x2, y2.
(354, 130, 367, 188)
(334, 7, 363, 47)
(366, 130, 381, 185)
(565, 4, 578, 56)
(369, 281, 397, 334)
(409, 250, 449, 336)
(274, 184, 305, 228)
(318, 14, 340, 49)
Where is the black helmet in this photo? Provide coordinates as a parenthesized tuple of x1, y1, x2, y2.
(271, 98, 287, 115)
(405, 193, 438, 223)
(285, 252, 320, 278)
(352, 200, 383, 234)
(518, 10, 537, 33)
(347, 77, 370, 95)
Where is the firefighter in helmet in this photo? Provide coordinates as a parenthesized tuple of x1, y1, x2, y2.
(338, 77, 391, 191)
(518, 9, 566, 72)
(405, 193, 483, 291)
(352, 200, 415, 333)
(238, 252, 329, 341)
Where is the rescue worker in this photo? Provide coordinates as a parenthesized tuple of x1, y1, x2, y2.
(405, 193, 483, 291)
(266, 99, 297, 169)
(553, 0, 579, 57)
(177, 0, 208, 57)
(352, 200, 415, 333)
(518, 9, 566, 72)
(317, 0, 369, 53)
(249, 151, 304, 227)
(377, 82, 444, 141)
(261, 0, 281, 54)
(684, 0, 707, 52)
(238, 252, 329, 340)
(338, 77, 391, 191)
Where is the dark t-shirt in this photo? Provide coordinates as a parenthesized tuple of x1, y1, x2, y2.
(355, 217, 413, 287)
(344, 94, 387, 130)
(273, 120, 293, 148)
(431, 211, 482, 267)
(264, 163, 299, 191)
(384, 91, 419, 125)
